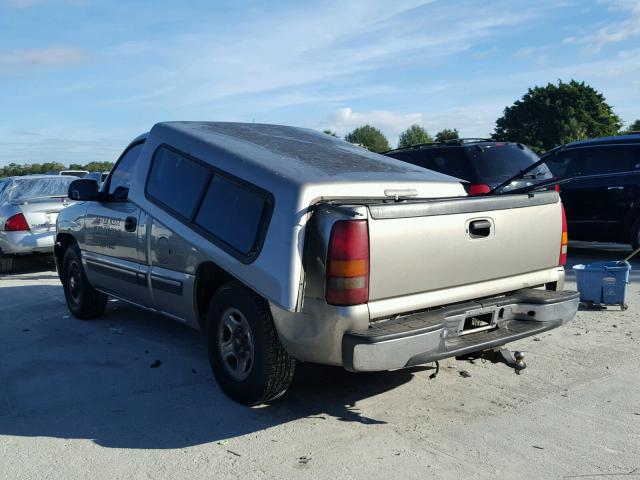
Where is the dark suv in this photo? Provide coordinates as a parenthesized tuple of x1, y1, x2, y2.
(541, 134, 640, 248)
(384, 139, 552, 195)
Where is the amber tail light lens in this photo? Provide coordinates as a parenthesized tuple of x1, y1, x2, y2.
(559, 205, 568, 266)
(325, 220, 369, 306)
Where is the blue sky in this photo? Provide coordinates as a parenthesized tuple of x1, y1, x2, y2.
(0, 0, 639, 166)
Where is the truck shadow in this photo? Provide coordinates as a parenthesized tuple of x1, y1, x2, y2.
(0, 284, 424, 449)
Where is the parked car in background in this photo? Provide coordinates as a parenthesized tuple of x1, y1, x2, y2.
(0, 175, 76, 273)
(541, 134, 640, 248)
(56, 122, 578, 405)
(384, 139, 553, 194)
(59, 170, 89, 177)
(85, 171, 110, 186)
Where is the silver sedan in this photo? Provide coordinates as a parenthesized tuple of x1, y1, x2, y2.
(0, 175, 76, 273)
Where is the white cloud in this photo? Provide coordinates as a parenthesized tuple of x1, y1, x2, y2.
(2, 0, 87, 7)
(103, 0, 553, 109)
(0, 126, 131, 165)
(0, 46, 87, 73)
(577, 0, 640, 52)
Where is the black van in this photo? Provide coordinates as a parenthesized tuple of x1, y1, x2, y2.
(541, 134, 640, 248)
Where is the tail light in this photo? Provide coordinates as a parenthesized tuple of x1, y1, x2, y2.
(5, 213, 29, 232)
(559, 205, 568, 266)
(554, 183, 561, 193)
(465, 183, 491, 195)
(325, 220, 369, 306)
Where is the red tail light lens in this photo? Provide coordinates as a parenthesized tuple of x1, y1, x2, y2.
(325, 220, 369, 306)
(5, 213, 29, 232)
(466, 183, 491, 195)
(554, 183, 561, 193)
(559, 204, 568, 266)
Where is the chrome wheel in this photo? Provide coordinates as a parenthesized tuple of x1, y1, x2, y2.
(218, 308, 254, 381)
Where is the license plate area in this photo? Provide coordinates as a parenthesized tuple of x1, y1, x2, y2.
(458, 308, 497, 336)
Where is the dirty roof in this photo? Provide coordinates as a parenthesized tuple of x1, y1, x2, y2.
(152, 121, 455, 184)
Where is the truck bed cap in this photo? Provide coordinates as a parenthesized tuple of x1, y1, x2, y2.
(151, 121, 456, 186)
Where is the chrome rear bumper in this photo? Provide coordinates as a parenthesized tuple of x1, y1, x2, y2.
(342, 288, 579, 372)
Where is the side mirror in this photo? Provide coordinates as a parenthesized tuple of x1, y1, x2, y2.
(68, 179, 99, 201)
(112, 185, 129, 201)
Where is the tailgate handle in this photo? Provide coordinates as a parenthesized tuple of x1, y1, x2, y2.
(469, 219, 492, 238)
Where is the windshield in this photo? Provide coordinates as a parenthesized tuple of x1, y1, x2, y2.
(5, 177, 76, 202)
(466, 144, 551, 184)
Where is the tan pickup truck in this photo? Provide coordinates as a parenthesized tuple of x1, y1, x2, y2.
(55, 122, 578, 405)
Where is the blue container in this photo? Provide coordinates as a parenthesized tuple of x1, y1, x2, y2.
(573, 261, 630, 308)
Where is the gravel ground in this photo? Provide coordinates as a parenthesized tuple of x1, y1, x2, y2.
(1, 246, 639, 480)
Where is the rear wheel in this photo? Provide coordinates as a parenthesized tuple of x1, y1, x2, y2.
(62, 244, 107, 319)
(206, 281, 295, 405)
(0, 256, 13, 274)
(630, 218, 640, 250)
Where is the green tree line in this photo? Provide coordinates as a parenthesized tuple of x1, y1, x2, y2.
(0, 161, 114, 179)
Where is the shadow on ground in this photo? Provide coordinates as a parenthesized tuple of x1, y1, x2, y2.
(0, 283, 428, 449)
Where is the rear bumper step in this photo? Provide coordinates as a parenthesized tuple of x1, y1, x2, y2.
(342, 288, 579, 372)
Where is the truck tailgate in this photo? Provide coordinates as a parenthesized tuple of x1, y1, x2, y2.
(366, 191, 562, 302)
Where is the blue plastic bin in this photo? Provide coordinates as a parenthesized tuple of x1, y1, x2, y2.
(573, 261, 630, 308)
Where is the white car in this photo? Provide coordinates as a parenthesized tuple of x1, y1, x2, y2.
(0, 175, 76, 273)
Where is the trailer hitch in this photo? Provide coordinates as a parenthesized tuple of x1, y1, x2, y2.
(457, 347, 527, 374)
(489, 348, 527, 374)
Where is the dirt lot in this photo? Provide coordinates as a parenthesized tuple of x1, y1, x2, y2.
(1, 245, 639, 479)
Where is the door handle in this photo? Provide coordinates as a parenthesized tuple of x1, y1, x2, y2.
(607, 186, 624, 190)
(469, 219, 492, 238)
(124, 216, 137, 232)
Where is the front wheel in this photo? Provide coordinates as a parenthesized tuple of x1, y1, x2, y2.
(206, 281, 295, 405)
(62, 244, 108, 319)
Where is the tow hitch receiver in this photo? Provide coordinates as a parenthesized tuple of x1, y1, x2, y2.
(492, 348, 527, 373)
(458, 347, 527, 374)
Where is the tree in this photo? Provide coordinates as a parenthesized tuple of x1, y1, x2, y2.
(397, 124, 433, 148)
(0, 160, 114, 179)
(626, 119, 640, 132)
(435, 128, 459, 143)
(83, 161, 114, 172)
(344, 125, 390, 152)
(493, 80, 621, 152)
(323, 129, 338, 137)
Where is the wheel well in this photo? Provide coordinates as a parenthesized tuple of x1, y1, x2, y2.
(54, 233, 77, 278)
(194, 262, 235, 330)
(55, 233, 77, 259)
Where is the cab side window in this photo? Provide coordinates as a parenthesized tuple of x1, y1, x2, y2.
(107, 142, 145, 196)
(146, 147, 210, 219)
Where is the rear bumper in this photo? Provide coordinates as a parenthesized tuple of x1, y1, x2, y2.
(0, 230, 55, 256)
(342, 288, 579, 372)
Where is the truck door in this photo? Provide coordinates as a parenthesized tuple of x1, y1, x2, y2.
(82, 141, 152, 306)
(559, 145, 636, 242)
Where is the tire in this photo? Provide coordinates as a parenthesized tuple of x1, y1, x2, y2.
(0, 256, 13, 274)
(62, 244, 108, 320)
(630, 217, 640, 250)
(206, 281, 295, 405)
